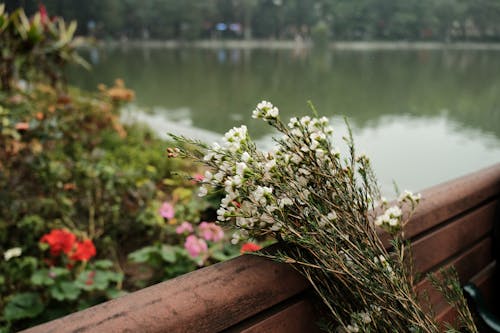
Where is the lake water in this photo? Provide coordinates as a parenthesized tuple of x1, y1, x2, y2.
(68, 46, 500, 194)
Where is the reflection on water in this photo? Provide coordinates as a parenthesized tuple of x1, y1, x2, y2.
(68, 46, 500, 193)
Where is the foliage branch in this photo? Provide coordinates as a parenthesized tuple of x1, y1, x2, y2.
(169, 101, 478, 332)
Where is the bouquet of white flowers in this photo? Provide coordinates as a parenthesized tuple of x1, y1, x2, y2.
(169, 101, 476, 333)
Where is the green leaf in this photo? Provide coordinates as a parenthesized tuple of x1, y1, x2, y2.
(93, 260, 113, 269)
(3, 293, 44, 321)
(50, 281, 81, 301)
(49, 267, 70, 278)
(91, 271, 111, 290)
(31, 269, 55, 286)
(160, 245, 177, 263)
(106, 289, 128, 299)
(128, 246, 155, 263)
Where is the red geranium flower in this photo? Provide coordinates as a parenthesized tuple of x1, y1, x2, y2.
(70, 239, 96, 262)
(39, 4, 48, 26)
(240, 242, 262, 254)
(40, 229, 76, 256)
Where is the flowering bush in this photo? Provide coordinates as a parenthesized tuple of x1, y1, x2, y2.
(0, 5, 88, 91)
(0, 77, 242, 330)
(0, 7, 242, 329)
(170, 101, 477, 332)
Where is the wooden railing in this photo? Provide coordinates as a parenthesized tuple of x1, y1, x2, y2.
(24, 163, 500, 333)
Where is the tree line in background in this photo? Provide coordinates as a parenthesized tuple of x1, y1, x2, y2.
(5, 0, 500, 42)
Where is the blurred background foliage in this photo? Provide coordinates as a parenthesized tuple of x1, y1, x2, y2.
(5, 0, 500, 42)
(0, 6, 244, 331)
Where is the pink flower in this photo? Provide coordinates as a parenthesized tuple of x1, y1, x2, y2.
(198, 222, 224, 242)
(176, 221, 194, 234)
(159, 202, 175, 219)
(184, 235, 208, 258)
(15, 122, 29, 131)
(193, 173, 204, 182)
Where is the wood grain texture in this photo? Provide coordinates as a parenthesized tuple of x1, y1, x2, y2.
(411, 201, 497, 274)
(226, 296, 322, 333)
(416, 237, 494, 316)
(435, 262, 497, 323)
(405, 164, 500, 239)
(23, 254, 308, 333)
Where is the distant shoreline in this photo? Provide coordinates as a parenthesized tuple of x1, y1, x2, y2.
(83, 39, 500, 50)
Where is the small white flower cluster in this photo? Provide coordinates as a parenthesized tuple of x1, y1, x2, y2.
(252, 100, 279, 121)
(222, 125, 248, 153)
(374, 205, 402, 230)
(287, 115, 333, 154)
(196, 101, 342, 243)
(4, 247, 22, 261)
(398, 190, 421, 204)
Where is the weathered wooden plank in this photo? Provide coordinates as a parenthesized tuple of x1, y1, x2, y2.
(411, 200, 497, 274)
(225, 295, 322, 333)
(404, 164, 500, 239)
(435, 262, 497, 324)
(22, 254, 308, 333)
(416, 237, 494, 316)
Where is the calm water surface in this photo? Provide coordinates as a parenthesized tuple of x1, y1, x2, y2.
(68, 46, 500, 193)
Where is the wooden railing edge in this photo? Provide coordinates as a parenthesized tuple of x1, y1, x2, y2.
(22, 163, 500, 333)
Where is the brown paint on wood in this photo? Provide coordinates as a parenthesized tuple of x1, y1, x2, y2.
(22, 255, 308, 333)
(416, 237, 494, 316)
(435, 262, 497, 324)
(411, 201, 497, 274)
(232, 297, 322, 333)
(405, 164, 500, 239)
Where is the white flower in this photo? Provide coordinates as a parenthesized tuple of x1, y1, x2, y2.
(288, 117, 299, 128)
(300, 116, 311, 126)
(252, 101, 279, 120)
(291, 153, 302, 164)
(251, 186, 273, 205)
(388, 218, 399, 226)
(346, 324, 359, 333)
(385, 206, 402, 218)
(214, 171, 225, 183)
(231, 232, 241, 244)
(360, 311, 371, 324)
(198, 186, 208, 197)
(236, 162, 248, 177)
(4, 247, 22, 261)
(204, 170, 213, 182)
(298, 168, 310, 176)
(241, 151, 251, 162)
(278, 197, 293, 208)
(217, 207, 229, 221)
(270, 222, 283, 231)
(310, 131, 326, 142)
(260, 213, 274, 224)
(264, 159, 276, 172)
(203, 151, 215, 162)
(309, 140, 319, 150)
(327, 211, 338, 220)
(315, 149, 325, 159)
(398, 190, 421, 203)
(290, 128, 303, 138)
